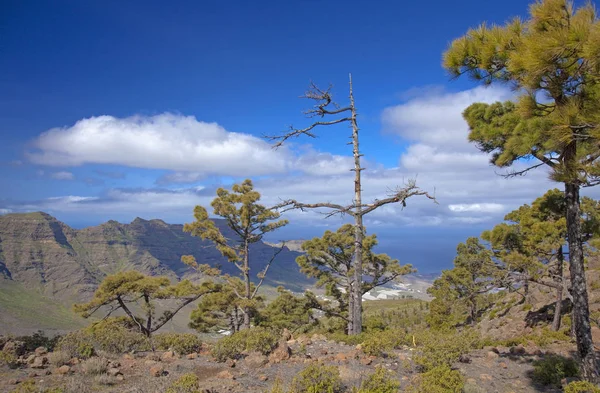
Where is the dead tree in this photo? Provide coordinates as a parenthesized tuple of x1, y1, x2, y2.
(265, 74, 436, 335)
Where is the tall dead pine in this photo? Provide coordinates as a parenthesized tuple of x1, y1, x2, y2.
(266, 74, 436, 335)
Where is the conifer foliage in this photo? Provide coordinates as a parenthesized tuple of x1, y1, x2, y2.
(443, 0, 600, 381)
(183, 179, 288, 330)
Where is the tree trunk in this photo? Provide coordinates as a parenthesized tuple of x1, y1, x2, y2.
(243, 241, 251, 330)
(349, 73, 363, 335)
(565, 181, 599, 382)
(347, 279, 354, 334)
(552, 247, 564, 331)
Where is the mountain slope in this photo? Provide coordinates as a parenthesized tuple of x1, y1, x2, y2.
(0, 212, 313, 334)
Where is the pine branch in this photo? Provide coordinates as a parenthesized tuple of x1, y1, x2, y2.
(251, 244, 285, 299)
(361, 181, 437, 216)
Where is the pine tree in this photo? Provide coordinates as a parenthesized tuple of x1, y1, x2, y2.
(427, 238, 498, 328)
(296, 224, 415, 332)
(183, 179, 287, 330)
(443, 0, 600, 380)
(74, 271, 216, 338)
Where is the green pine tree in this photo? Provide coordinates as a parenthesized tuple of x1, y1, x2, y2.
(183, 179, 288, 330)
(443, 0, 600, 380)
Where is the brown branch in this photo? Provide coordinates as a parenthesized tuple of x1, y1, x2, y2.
(361, 182, 437, 216)
(251, 244, 285, 299)
(272, 199, 353, 216)
(265, 118, 352, 149)
(496, 162, 546, 178)
(150, 288, 218, 333)
(531, 150, 557, 168)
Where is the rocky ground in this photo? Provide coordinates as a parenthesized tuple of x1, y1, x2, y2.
(0, 333, 588, 393)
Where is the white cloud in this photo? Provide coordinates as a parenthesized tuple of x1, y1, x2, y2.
(448, 203, 504, 213)
(50, 171, 75, 180)
(28, 113, 289, 177)
(28, 113, 357, 182)
(14, 86, 600, 229)
(0, 208, 12, 215)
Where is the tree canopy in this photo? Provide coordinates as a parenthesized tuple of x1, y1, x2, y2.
(297, 224, 415, 330)
(443, 0, 600, 381)
(74, 271, 216, 338)
(183, 179, 288, 330)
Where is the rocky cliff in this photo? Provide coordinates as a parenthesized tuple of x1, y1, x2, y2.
(0, 212, 312, 333)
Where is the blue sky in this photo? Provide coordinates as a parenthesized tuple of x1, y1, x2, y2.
(2, 0, 598, 272)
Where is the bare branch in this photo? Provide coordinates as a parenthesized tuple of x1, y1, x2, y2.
(265, 118, 352, 149)
(272, 199, 354, 216)
(495, 162, 546, 178)
(251, 244, 285, 299)
(361, 181, 437, 216)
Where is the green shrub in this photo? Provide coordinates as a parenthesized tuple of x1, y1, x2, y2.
(564, 381, 600, 393)
(9, 380, 65, 393)
(154, 333, 202, 355)
(0, 350, 19, 369)
(166, 373, 201, 393)
(532, 355, 579, 386)
(211, 328, 278, 362)
(357, 366, 400, 393)
(56, 318, 151, 357)
(15, 331, 61, 352)
(85, 317, 150, 353)
(522, 304, 533, 312)
(361, 329, 409, 357)
(268, 378, 285, 393)
(406, 365, 464, 393)
(290, 363, 342, 393)
(414, 329, 481, 371)
(327, 332, 366, 346)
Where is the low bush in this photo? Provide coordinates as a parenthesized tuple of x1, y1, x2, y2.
(0, 350, 19, 369)
(94, 374, 117, 386)
(356, 366, 400, 393)
(81, 357, 109, 376)
(48, 350, 71, 366)
(564, 381, 600, 393)
(361, 329, 409, 357)
(211, 328, 278, 362)
(154, 333, 202, 355)
(289, 362, 342, 393)
(414, 329, 481, 371)
(15, 331, 61, 352)
(406, 365, 464, 393)
(55, 331, 95, 359)
(532, 355, 579, 386)
(85, 317, 150, 353)
(166, 373, 201, 393)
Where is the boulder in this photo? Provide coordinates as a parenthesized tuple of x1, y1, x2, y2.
(282, 329, 292, 341)
(34, 347, 48, 356)
(30, 356, 48, 369)
(244, 352, 268, 369)
(56, 365, 71, 375)
(149, 365, 165, 377)
(216, 370, 235, 380)
(269, 339, 291, 363)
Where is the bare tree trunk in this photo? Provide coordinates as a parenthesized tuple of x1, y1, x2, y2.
(552, 246, 564, 332)
(350, 74, 363, 335)
(565, 181, 599, 382)
(243, 241, 251, 330)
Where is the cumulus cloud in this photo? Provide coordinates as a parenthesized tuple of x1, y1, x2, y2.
(0, 208, 12, 215)
(448, 203, 505, 213)
(28, 113, 289, 177)
(14, 86, 600, 229)
(50, 171, 75, 180)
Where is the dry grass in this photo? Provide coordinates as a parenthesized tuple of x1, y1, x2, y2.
(49, 350, 71, 366)
(81, 357, 108, 376)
